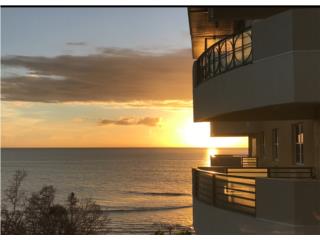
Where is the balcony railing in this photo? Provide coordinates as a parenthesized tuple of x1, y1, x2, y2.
(193, 168, 256, 215)
(193, 28, 253, 87)
(241, 157, 257, 168)
(210, 155, 257, 168)
(192, 167, 315, 216)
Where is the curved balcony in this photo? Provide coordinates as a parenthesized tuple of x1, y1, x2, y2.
(192, 167, 320, 234)
(193, 28, 253, 87)
(192, 167, 315, 216)
(192, 9, 320, 122)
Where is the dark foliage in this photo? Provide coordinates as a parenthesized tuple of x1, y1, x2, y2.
(153, 223, 193, 235)
(1, 170, 109, 235)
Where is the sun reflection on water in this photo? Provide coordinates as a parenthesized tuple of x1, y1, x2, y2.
(206, 148, 218, 166)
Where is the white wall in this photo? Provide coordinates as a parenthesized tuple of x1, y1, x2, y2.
(193, 198, 320, 234)
(256, 178, 320, 226)
(193, 52, 296, 121)
(259, 120, 315, 168)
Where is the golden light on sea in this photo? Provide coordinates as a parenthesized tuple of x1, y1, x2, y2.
(208, 148, 218, 157)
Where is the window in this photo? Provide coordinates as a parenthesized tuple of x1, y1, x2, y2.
(272, 129, 279, 161)
(294, 123, 304, 165)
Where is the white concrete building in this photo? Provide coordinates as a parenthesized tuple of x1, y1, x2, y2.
(189, 7, 320, 234)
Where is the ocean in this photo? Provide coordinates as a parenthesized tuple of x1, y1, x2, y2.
(1, 147, 246, 234)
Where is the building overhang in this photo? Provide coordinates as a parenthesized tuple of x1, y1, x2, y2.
(201, 103, 320, 122)
(188, 7, 234, 59)
(188, 7, 290, 59)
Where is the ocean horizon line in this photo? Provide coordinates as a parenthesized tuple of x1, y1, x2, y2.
(1, 146, 248, 149)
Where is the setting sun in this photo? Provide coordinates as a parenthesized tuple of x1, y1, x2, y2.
(180, 119, 248, 148)
(181, 121, 211, 147)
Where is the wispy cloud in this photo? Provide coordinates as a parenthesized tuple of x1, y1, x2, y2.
(58, 100, 192, 110)
(126, 100, 192, 109)
(66, 41, 87, 46)
(98, 117, 160, 127)
(2, 48, 192, 103)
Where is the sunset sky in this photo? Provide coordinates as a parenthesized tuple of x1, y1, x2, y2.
(1, 7, 247, 148)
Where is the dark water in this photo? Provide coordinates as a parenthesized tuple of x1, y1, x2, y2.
(1, 147, 246, 234)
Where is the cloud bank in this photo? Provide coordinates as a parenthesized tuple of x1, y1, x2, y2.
(2, 48, 193, 104)
(98, 117, 160, 127)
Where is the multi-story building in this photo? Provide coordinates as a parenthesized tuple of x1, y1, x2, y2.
(189, 7, 320, 234)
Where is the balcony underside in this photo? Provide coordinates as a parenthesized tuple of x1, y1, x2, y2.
(197, 102, 320, 122)
(188, 7, 289, 59)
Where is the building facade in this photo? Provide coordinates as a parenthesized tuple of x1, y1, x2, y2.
(189, 7, 320, 234)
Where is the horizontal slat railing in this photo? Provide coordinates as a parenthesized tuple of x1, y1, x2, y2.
(193, 166, 315, 216)
(193, 168, 256, 216)
(241, 157, 257, 168)
(227, 167, 314, 178)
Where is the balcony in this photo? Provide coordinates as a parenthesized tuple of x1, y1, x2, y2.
(192, 9, 320, 122)
(192, 168, 257, 215)
(193, 28, 253, 87)
(193, 167, 315, 215)
(192, 167, 320, 234)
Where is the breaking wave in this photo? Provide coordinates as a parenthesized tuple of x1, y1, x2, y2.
(102, 205, 192, 213)
(124, 190, 191, 197)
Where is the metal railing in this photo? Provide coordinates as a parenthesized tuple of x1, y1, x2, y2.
(192, 166, 315, 216)
(193, 28, 253, 87)
(210, 155, 256, 168)
(193, 168, 256, 215)
(227, 167, 314, 178)
(241, 157, 257, 168)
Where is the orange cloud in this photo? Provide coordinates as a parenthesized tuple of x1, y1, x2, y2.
(98, 117, 160, 127)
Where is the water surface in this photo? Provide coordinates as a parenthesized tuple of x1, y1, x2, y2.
(1, 147, 246, 234)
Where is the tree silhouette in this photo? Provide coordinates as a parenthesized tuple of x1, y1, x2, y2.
(1, 170, 109, 235)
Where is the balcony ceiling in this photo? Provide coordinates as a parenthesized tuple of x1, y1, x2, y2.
(188, 7, 234, 59)
(188, 7, 290, 59)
